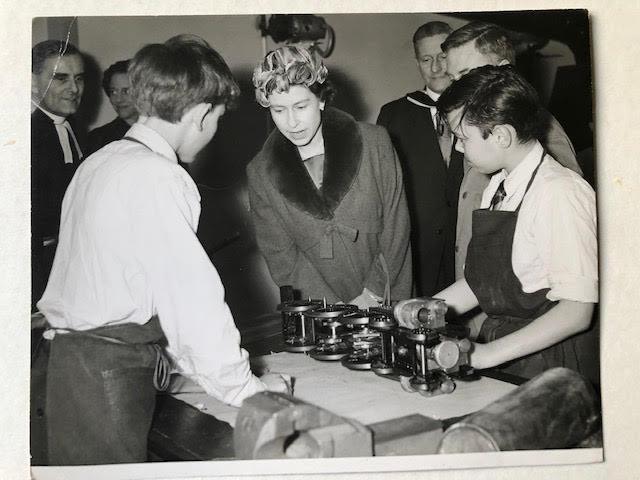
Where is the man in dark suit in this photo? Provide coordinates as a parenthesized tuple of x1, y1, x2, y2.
(31, 40, 85, 309)
(31, 39, 86, 465)
(377, 21, 464, 296)
(87, 59, 138, 154)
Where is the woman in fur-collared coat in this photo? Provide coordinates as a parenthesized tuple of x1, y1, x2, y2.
(247, 46, 412, 308)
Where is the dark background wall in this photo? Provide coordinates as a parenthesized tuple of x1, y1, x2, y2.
(32, 11, 594, 331)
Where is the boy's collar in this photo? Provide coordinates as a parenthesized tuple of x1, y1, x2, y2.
(125, 123, 178, 163)
(500, 141, 544, 195)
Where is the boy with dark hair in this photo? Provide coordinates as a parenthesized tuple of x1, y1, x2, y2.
(37, 35, 289, 465)
(441, 21, 583, 285)
(399, 65, 597, 381)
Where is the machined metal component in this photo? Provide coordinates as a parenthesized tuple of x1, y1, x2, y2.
(406, 327, 457, 395)
(278, 299, 323, 352)
(367, 297, 479, 394)
(393, 297, 448, 329)
(283, 295, 477, 394)
(340, 310, 382, 370)
(307, 304, 357, 361)
(369, 309, 398, 375)
(373, 328, 474, 396)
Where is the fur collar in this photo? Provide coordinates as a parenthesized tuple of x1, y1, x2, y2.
(262, 107, 362, 220)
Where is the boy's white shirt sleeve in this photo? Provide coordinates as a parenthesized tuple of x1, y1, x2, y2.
(478, 148, 598, 305)
(531, 176, 599, 303)
(132, 167, 266, 408)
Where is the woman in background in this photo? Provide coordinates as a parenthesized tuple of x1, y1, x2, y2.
(87, 60, 139, 154)
(247, 46, 412, 308)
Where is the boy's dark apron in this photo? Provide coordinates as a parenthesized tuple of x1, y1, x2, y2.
(464, 153, 583, 380)
(43, 317, 168, 465)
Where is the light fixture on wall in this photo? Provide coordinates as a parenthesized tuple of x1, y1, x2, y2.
(258, 14, 335, 58)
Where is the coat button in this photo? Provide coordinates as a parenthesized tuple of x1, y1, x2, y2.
(462, 191, 468, 199)
(455, 245, 459, 252)
(436, 228, 443, 235)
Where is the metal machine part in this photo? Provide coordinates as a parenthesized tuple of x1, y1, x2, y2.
(277, 295, 476, 394)
(394, 297, 477, 376)
(339, 311, 382, 371)
(376, 325, 477, 395)
(277, 299, 323, 353)
(373, 297, 479, 396)
(393, 297, 448, 330)
(406, 327, 457, 395)
(369, 309, 399, 375)
(307, 304, 357, 361)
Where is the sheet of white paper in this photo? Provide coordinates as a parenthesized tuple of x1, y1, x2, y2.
(173, 351, 518, 427)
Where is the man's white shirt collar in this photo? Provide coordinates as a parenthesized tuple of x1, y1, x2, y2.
(32, 100, 67, 124)
(424, 87, 441, 103)
(421, 87, 444, 133)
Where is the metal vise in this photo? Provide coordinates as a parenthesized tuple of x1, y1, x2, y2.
(234, 392, 444, 459)
(234, 391, 372, 459)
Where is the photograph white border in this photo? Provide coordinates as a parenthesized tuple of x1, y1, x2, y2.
(2, 1, 639, 479)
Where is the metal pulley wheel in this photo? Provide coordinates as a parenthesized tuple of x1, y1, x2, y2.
(431, 340, 460, 370)
(309, 341, 350, 361)
(279, 299, 322, 353)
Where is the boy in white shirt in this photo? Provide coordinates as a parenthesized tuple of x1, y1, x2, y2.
(400, 65, 597, 381)
(38, 34, 289, 465)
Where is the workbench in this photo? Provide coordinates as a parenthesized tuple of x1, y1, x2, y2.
(29, 313, 603, 479)
(147, 320, 521, 461)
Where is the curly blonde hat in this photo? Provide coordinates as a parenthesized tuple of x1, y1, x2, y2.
(253, 45, 328, 107)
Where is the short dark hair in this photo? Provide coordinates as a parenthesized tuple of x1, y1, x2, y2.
(102, 60, 130, 94)
(441, 21, 516, 65)
(412, 21, 452, 49)
(32, 39, 81, 74)
(437, 65, 546, 143)
(128, 34, 240, 123)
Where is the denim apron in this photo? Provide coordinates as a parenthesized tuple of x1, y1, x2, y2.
(43, 136, 171, 465)
(464, 152, 580, 380)
(45, 317, 169, 465)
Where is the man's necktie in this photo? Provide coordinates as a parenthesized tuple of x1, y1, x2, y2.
(406, 91, 453, 167)
(490, 180, 507, 210)
(53, 118, 83, 164)
(436, 112, 453, 167)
